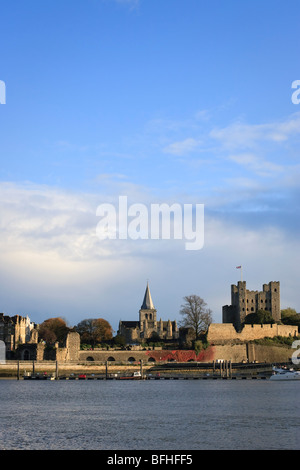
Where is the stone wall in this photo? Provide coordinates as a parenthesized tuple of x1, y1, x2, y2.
(207, 323, 298, 344)
(212, 344, 248, 363)
(247, 343, 293, 363)
(78, 344, 294, 364)
(55, 332, 80, 362)
(210, 343, 293, 363)
(79, 350, 149, 363)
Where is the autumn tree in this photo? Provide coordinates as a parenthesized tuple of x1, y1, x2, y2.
(179, 295, 213, 340)
(75, 318, 113, 347)
(38, 317, 70, 344)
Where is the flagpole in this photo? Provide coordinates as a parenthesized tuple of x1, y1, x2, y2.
(236, 266, 243, 282)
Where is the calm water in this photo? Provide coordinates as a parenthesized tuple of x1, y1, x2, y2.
(0, 379, 299, 450)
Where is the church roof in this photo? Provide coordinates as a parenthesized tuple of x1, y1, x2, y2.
(141, 282, 155, 310)
(120, 321, 139, 328)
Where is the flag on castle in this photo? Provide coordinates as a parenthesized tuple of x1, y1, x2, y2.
(236, 265, 242, 281)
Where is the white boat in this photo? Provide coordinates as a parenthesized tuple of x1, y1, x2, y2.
(270, 366, 300, 381)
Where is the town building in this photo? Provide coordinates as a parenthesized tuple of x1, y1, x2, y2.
(118, 282, 179, 344)
(222, 280, 281, 331)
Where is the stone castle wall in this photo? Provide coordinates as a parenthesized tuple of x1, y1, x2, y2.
(212, 343, 293, 363)
(207, 323, 298, 343)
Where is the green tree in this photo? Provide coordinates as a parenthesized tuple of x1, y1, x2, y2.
(179, 295, 213, 340)
(75, 318, 113, 347)
(281, 307, 298, 317)
(113, 334, 126, 347)
(244, 309, 275, 325)
(281, 308, 300, 331)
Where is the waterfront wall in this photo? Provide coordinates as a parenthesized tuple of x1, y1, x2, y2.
(0, 343, 295, 378)
(212, 343, 293, 363)
(78, 343, 294, 364)
(78, 349, 215, 363)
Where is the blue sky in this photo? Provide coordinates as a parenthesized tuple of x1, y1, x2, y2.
(0, 0, 299, 331)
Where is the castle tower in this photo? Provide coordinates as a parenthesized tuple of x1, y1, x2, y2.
(262, 281, 280, 322)
(223, 280, 281, 331)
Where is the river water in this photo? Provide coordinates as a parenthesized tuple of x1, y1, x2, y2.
(0, 379, 299, 450)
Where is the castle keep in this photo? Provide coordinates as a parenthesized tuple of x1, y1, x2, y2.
(118, 283, 179, 344)
(222, 281, 281, 331)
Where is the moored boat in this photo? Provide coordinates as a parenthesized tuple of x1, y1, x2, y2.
(118, 371, 142, 380)
(270, 366, 300, 381)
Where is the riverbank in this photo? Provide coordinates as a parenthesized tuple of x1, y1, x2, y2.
(0, 359, 296, 380)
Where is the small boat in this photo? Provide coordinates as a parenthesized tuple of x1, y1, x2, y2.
(23, 372, 33, 380)
(270, 366, 300, 381)
(78, 374, 87, 379)
(119, 371, 142, 380)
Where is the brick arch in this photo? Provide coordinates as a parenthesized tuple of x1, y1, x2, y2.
(21, 349, 33, 361)
(147, 357, 156, 362)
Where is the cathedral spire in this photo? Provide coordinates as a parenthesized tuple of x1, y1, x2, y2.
(141, 282, 155, 310)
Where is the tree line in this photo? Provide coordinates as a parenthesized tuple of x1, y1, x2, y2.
(37, 295, 214, 347)
(38, 317, 114, 348)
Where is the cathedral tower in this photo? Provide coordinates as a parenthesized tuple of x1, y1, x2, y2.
(139, 282, 157, 330)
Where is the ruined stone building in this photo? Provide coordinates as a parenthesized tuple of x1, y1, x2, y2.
(0, 313, 36, 355)
(118, 283, 179, 344)
(17, 330, 80, 361)
(222, 281, 281, 331)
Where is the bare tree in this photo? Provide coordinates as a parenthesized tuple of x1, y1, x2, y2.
(179, 295, 212, 339)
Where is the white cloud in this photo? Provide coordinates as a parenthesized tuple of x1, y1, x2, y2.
(210, 112, 300, 150)
(163, 138, 203, 156)
(228, 153, 284, 177)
